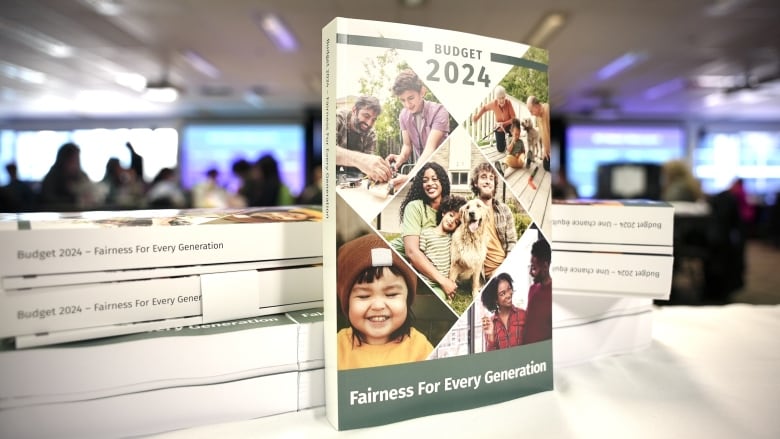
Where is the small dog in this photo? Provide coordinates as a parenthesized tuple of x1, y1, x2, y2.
(449, 198, 491, 298)
(522, 118, 540, 159)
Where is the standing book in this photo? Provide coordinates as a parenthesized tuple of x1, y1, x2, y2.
(323, 17, 553, 429)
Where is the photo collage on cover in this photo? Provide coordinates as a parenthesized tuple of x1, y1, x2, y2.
(334, 37, 551, 369)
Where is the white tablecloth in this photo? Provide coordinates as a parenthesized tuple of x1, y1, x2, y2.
(149, 304, 780, 439)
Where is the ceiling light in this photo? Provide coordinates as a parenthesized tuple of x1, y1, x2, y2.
(182, 50, 220, 79)
(244, 91, 264, 108)
(256, 13, 298, 52)
(525, 12, 567, 47)
(80, 0, 124, 16)
(597, 51, 648, 81)
(705, 0, 747, 16)
(0, 61, 46, 84)
(704, 92, 726, 107)
(644, 78, 687, 100)
(114, 73, 147, 92)
(694, 75, 740, 88)
(143, 83, 179, 103)
(0, 17, 73, 58)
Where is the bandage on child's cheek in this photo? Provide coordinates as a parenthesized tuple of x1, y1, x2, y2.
(370, 248, 393, 267)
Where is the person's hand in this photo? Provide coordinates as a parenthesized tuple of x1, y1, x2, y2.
(481, 316, 494, 336)
(357, 155, 392, 183)
(386, 153, 402, 166)
(440, 277, 458, 300)
(389, 173, 410, 193)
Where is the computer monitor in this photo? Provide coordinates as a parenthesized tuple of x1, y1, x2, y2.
(566, 124, 685, 198)
(596, 162, 663, 200)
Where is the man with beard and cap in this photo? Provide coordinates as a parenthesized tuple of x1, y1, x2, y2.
(335, 95, 393, 183)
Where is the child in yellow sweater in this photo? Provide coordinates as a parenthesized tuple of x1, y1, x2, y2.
(337, 234, 433, 370)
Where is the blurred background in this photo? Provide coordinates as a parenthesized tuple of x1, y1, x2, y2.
(0, 0, 778, 304)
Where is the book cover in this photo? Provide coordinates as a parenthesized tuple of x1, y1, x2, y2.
(0, 206, 323, 344)
(551, 199, 674, 246)
(323, 17, 553, 429)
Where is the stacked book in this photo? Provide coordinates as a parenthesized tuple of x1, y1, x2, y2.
(550, 199, 674, 367)
(0, 309, 325, 438)
(0, 207, 324, 438)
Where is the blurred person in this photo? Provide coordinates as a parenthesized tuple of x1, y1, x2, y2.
(192, 168, 231, 208)
(147, 167, 187, 208)
(125, 142, 144, 183)
(40, 142, 100, 211)
(661, 160, 702, 202)
(297, 161, 322, 205)
(2, 163, 37, 211)
(255, 154, 293, 206)
(552, 169, 579, 200)
(232, 158, 263, 206)
(729, 178, 755, 225)
(100, 157, 145, 209)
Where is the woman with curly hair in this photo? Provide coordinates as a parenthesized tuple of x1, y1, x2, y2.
(391, 161, 457, 297)
(481, 272, 526, 351)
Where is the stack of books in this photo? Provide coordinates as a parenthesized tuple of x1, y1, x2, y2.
(550, 199, 674, 367)
(0, 309, 325, 438)
(0, 207, 324, 437)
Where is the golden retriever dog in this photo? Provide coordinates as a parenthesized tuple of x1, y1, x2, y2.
(449, 198, 491, 298)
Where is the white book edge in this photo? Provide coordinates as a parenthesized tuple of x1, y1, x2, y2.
(553, 309, 653, 368)
(0, 372, 299, 439)
(0, 317, 299, 403)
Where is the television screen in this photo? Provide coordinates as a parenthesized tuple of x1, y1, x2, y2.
(8, 128, 177, 184)
(565, 124, 685, 198)
(180, 123, 305, 197)
(693, 130, 780, 203)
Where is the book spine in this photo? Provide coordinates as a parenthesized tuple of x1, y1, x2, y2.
(2, 221, 321, 277)
(551, 203, 674, 246)
(551, 250, 673, 299)
(2, 265, 322, 340)
(552, 241, 672, 255)
(321, 17, 340, 429)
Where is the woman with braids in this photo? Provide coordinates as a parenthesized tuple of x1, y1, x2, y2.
(390, 162, 458, 298)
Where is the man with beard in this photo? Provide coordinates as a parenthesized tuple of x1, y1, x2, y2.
(469, 162, 516, 278)
(522, 237, 552, 344)
(335, 95, 393, 182)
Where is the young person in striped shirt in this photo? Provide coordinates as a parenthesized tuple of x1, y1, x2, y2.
(417, 195, 467, 300)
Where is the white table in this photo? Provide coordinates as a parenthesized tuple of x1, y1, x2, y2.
(149, 304, 780, 439)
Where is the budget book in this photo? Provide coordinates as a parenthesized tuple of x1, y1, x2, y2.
(323, 17, 553, 429)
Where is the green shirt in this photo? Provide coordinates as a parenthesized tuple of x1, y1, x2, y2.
(390, 199, 438, 256)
